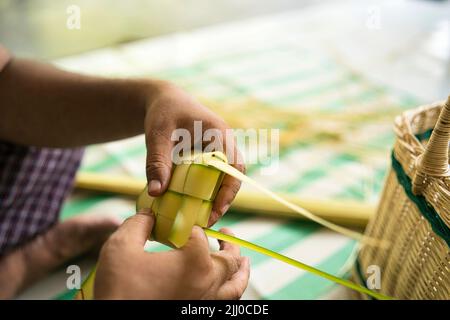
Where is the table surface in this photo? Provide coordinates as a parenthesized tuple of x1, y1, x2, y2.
(17, 0, 449, 299)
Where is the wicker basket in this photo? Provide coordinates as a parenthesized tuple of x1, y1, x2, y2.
(352, 96, 450, 300)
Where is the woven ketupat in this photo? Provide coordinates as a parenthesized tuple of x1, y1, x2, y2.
(353, 96, 450, 300)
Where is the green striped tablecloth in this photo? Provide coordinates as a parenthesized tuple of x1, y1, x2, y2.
(19, 8, 420, 300)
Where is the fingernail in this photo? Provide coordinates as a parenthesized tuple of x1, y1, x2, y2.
(221, 203, 231, 214)
(148, 180, 161, 194)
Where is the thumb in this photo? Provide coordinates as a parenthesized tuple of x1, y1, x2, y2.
(182, 226, 210, 256)
(113, 209, 155, 247)
(145, 129, 174, 197)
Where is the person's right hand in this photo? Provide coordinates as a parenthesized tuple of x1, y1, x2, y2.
(94, 210, 250, 299)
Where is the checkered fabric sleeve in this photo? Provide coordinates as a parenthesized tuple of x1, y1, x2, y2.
(0, 143, 84, 256)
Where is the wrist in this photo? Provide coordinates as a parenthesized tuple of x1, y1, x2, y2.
(141, 79, 177, 112)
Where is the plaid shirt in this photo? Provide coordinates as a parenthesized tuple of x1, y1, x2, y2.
(0, 46, 84, 256)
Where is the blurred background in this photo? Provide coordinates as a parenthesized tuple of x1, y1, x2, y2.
(1, 0, 449, 300)
(0, 0, 330, 59)
(0, 0, 448, 99)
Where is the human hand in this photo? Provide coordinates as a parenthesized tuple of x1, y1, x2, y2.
(94, 210, 250, 300)
(143, 82, 245, 226)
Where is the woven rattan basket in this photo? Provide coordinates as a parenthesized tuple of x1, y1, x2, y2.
(352, 96, 450, 300)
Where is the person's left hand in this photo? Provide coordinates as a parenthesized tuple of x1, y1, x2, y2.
(143, 82, 245, 226)
(94, 210, 250, 299)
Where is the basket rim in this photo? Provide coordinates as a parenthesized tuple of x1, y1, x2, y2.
(394, 101, 443, 158)
(391, 99, 450, 240)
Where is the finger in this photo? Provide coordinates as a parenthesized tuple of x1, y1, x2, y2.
(209, 135, 245, 226)
(209, 157, 245, 226)
(182, 226, 210, 255)
(217, 257, 250, 300)
(212, 251, 242, 284)
(218, 228, 240, 256)
(110, 209, 155, 248)
(179, 226, 213, 270)
(145, 125, 175, 197)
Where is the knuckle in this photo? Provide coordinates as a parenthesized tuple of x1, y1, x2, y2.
(204, 117, 228, 130)
(198, 258, 214, 275)
(229, 182, 241, 198)
(147, 127, 171, 142)
(185, 249, 211, 273)
(222, 253, 240, 274)
(235, 162, 246, 174)
(230, 255, 241, 272)
(146, 157, 171, 177)
(146, 151, 170, 165)
(221, 180, 241, 200)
